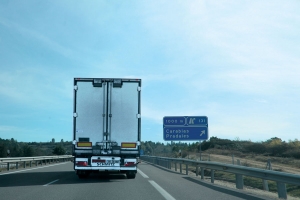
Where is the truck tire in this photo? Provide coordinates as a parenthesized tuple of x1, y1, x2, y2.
(126, 171, 136, 179)
(78, 174, 89, 179)
(77, 170, 90, 179)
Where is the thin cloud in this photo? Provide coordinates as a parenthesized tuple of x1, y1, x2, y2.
(0, 17, 74, 59)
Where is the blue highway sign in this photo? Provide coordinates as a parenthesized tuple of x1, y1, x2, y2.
(163, 116, 185, 126)
(163, 126, 208, 141)
(185, 116, 208, 126)
(163, 116, 208, 141)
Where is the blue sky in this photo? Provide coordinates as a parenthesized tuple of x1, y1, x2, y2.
(0, 1, 299, 143)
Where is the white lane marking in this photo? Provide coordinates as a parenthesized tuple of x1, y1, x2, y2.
(137, 168, 149, 178)
(43, 179, 59, 186)
(149, 180, 176, 200)
(0, 162, 68, 175)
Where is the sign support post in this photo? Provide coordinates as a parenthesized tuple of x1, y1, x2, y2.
(199, 141, 202, 161)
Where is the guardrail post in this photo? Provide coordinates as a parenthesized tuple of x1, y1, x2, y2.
(201, 167, 204, 180)
(30, 161, 32, 167)
(263, 159, 272, 191)
(263, 180, 269, 191)
(16, 162, 19, 169)
(7, 163, 10, 171)
(196, 165, 199, 176)
(277, 182, 287, 199)
(186, 164, 188, 175)
(236, 160, 244, 189)
(180, 163, 182, 174)
(211, 170, 215, 183)
(175, 163, 177, 171)
(24, 161, 26, 168)
(236, 174, 244, 189)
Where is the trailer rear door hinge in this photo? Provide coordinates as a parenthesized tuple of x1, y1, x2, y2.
(74, 85, 78, 90)
(137, 87, 141, 91)
(73, 113, 78, 117)
(136, 114, 141, 118)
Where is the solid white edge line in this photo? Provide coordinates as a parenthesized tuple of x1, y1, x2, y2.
(0, 162, 69, 175)
(149, 180, 176, 200)
(43, 179, 59, 186)
(137, 168, 149, 178)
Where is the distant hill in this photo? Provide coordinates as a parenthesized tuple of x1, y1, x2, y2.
(141, 137, 300, 159)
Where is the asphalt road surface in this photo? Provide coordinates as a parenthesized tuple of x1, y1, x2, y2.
(0, 161, 273, 200)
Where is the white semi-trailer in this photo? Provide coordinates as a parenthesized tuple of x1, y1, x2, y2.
(73, 78, 141, 179)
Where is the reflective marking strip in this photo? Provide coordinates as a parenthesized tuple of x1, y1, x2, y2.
(149, 180, 176, 200)
(121, 143, 136, 148)
(77, 142, 92, 147)
(43, 179, 59, 186)
(137, 169, 149, 178)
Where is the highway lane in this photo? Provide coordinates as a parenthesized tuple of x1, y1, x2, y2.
(138, 161, 273, 200)
(0, 161, 273, 200)
(0, 162, 164, 200)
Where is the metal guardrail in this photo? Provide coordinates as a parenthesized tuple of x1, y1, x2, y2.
(0, 155, 73, 171)
(141, 155, 300, 199)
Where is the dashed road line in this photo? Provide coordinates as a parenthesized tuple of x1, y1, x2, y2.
(149, 180, 176, 200)
(137, 168, 149, 178)
(137, 169, 176, 200)
(43, 179, 59, 186)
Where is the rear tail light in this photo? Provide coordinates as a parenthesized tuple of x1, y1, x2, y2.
(76, 161, 88, 166)
(125, 162, 135, 167)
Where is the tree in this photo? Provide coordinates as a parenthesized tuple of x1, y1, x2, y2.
(53, 145, 66, 155)
(22, 145, 34, 157)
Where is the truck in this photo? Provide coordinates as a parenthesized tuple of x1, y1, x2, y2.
(72, 78, 141, 179)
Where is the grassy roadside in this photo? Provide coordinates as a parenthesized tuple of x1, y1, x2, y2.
(211, 170, 300, 198)
(183, 150, 300, 198)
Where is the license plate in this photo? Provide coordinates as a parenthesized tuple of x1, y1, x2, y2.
(96, 160, 120, 166)
(91, 156, 121, 167)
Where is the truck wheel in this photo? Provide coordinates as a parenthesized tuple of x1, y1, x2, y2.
(78, 174, 88, 179)
(126, 171, 136, 179)
(77, 170, 90, 179)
